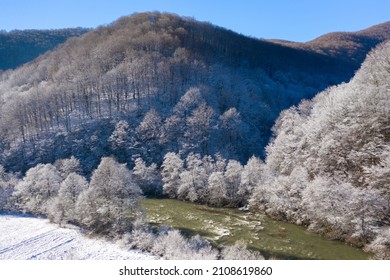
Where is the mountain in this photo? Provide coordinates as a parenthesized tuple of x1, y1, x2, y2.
(0, 28, 89, 70)
(0, 12, 389, 173)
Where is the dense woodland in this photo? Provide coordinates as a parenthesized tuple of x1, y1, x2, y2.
(0, 28, 88, 70)
(0, 12, 389, 259)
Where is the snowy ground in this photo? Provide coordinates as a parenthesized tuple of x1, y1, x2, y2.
(0, 213, 155, 260)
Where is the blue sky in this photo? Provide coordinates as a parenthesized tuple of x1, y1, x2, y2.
(0, 0, 389, 42)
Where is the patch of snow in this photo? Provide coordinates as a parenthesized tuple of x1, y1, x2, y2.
(0, 213, 155, 260)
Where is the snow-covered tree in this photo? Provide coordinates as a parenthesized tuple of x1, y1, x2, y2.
(184, 103, 214, 154)
(177, 153, 210, 202)
(364, 146, 390, 221)
(214, 153, 227, 172)
(161, 114, 182, 151)
(173, 87, 204, 118)
(224, 159, 243, 206)
(161, 152, 183, 198)
(76, 157, 143, 234)
(109, 120, 131, 163)
(132, 157, 162, 196)
(221, 240, 264, 260)
(302, 177, 356, 238)
(152, 229, 218, 260)
(218, 107, 245, 158)
(207, 171, 227, 206)
(366, 227, 390, 260)
(136, 109, 163, 163)
(54, 156, 81, 179)
(239, 156, 265, 204)
(266, 167, 308, 223)
(14, 163, 62, 215)
(49, 172, 88, 224)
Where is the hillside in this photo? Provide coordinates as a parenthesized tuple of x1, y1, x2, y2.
(0, 12, 389, 173)
(248, 41, 390, 259)
(272, 21, 390, 66)
(0, 28, 88, 70)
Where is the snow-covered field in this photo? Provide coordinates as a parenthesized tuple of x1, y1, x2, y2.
(0, 213, 155, 260)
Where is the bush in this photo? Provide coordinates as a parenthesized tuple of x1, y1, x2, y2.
(221, 240, 264, 260)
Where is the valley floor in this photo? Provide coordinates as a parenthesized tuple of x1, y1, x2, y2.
(0, 213, 155, 260)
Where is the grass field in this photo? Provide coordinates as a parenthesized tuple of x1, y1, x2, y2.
(142, 199, 369, 260)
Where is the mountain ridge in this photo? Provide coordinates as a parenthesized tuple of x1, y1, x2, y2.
(271, 21, 390, 65)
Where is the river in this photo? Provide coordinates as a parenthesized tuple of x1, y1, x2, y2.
(142, 199, 369, 260)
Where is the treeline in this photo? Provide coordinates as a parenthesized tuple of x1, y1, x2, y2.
(161, 152, 265, 208)
(1, 157, 143, 235)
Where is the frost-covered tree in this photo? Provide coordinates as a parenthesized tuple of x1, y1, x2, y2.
(168, 87, 211, 154)
(161, 152, 184, 198)
(152, 229, 218, 260)
(302, 177, 356, 237)
(265, 106, 308, 176)
(49, 172, 88, 224)
(366, 227, 390, 260)
(349, 187, 383, 243)
(218, 107, 245, 158)
(239, 156, 265, 204)
(364, 146, 390, 221)
(214, 153, 227, 172)
(266, 167, 308, 223)
(173, 87, 204, 119)
(54, 156, 81, 179)
(109, 120, 131, 163)
(14, 163, 62, 215)
(136, 109, 163, 163)
(132, 157, 162, 196)
(0, 165, 18, 211)
(161, 114, 182, 151)
(221, 240, 264, 260)
(76, 157, 143, 234)
(207, 171, 227, 206)
(177, 169, 198, 202)
(177, 153, 210, 202)
(224, 159, 243, 206)
(184, 103, 214, 154)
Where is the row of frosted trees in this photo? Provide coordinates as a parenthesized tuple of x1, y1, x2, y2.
(1, 157, 143, 235)
(161, 152, 266, 207)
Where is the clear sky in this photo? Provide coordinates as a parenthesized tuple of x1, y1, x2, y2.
(0, 0, 389, 42)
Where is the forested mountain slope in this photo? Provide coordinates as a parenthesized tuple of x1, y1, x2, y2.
(272, 21, 390, 67)
(0, 28, 88, 70)
(0, 12, 389, 173)
(249, 41, 390, 259)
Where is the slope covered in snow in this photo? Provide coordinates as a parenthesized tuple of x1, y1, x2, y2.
(0, 213, 155, 260)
